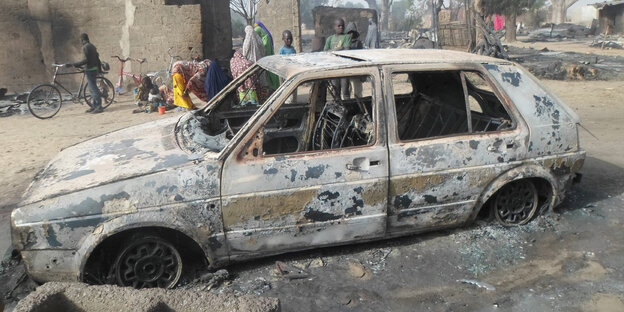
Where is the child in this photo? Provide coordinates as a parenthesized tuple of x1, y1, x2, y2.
(279, 30, 296, 55)
(279, 30, 297, 102)
(324, 18, 351, 51)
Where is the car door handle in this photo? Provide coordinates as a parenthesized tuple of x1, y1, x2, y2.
(346, 157, 379, 171)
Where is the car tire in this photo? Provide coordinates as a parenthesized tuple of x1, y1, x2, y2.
(112, 236, 183, 289)
(492, 179, 539, 226)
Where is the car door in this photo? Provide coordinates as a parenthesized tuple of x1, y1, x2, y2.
(220, 67, 389, 260)
(383, 64, 529, 234)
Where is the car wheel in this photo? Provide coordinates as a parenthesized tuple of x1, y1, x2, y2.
(492, 179, 538, 226)
(113, 236, 183, 289)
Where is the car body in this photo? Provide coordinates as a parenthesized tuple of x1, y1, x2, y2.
(11, 49, 585, 287)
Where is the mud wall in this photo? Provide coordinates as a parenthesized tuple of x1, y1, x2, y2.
(256, 0, 302, 54)
(1, 0, 231, 93)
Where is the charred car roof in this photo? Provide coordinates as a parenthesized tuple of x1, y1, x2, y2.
(257, 49, 510, 79)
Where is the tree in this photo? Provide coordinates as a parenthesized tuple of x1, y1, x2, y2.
(551, 0, 578, 24)
(230, 0, 261, 25)
(380, 0, 394, 31)
(479, 0, 540, 42)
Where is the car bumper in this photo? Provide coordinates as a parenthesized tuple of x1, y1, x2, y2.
(20, 249, 81, 283)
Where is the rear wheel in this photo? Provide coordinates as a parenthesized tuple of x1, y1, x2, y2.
(27, 84, 62, 119)
(84, 77, 115, 108)
(112, 236, 182, 289)
(492, 179, 538, 226)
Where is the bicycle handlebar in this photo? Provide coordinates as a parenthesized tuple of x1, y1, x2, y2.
(111, 56, 147, 64)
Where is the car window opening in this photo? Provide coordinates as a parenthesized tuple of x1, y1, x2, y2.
(262, 75, 375, 155)
(392, 71, 513, 141)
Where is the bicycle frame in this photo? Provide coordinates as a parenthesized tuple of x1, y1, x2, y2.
(51, 65, 88, 102)
(111, 56, 148, 93)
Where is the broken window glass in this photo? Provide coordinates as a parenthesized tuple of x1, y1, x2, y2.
(262, 75, 375, 155)
(392, 70, 513, 141)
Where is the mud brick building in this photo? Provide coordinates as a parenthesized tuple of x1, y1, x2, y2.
(0, 0, 232, 93)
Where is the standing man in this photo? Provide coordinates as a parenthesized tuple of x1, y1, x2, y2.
(69, 33, 103, 114)
(365, 18, 380, 49)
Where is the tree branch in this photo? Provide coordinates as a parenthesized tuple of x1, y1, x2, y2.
(566, 0, 579, 9)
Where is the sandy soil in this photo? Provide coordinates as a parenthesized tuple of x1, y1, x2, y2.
(0, 95, 186, 211)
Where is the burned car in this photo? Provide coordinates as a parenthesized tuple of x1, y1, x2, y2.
(11, 49, 585, 289)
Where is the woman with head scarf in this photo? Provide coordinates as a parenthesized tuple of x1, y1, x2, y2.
(243, 25, 265, 63)
(254, 21, 274, 56)
(230, 50, 258, 106)
(171, 59, 211, 110)
(253, 22, 280, 89)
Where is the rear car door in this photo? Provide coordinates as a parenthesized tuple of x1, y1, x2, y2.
(383, 64, 529, 234)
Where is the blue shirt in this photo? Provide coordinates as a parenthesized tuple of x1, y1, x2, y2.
(279, 46, 296, 55)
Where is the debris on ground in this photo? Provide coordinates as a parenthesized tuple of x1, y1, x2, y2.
(275, 261, 309, 280)
(527, 23, 591, 41)
(0, 254, 38, 312)
(14, 282, 280, 312)
(590, 40, 623, 50)
(458, 279, 496, 291)
(507, 45, 624, 80)
(347, 260, 371, 280)
(193, 269, 230, 291)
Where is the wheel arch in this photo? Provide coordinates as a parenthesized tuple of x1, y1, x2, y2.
(78, 218, 216, 282)
(469, 164, 558, 222)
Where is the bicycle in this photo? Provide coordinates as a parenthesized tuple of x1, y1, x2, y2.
(111, 55, 163, 94)
(151, 47, 182, 88)
(26, 64, 115, 119)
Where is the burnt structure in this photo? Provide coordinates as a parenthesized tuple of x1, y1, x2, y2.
(0, 0, 232, 93)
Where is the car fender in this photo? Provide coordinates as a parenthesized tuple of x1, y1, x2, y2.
(76, 209, 224, 279)
(469, 164, 558, 221)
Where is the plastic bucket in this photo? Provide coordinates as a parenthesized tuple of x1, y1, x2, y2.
(158, 106, 166, 115)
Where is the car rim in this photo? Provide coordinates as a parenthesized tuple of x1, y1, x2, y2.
(493, 180, 538, 226)
(114, 237, 182, 289)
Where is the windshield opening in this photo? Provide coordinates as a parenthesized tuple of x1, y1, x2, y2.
(175, 66, 281, 154)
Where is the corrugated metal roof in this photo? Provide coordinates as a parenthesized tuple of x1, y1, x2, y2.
(257, 49, 507, 78)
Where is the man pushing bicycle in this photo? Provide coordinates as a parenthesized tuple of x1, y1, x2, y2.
(67, 33, 103, 114)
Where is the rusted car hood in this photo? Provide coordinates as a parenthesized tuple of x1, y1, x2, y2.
(20, 117, 207, 205)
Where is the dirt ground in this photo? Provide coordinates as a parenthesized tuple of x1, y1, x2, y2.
(1, 44, 623, 311)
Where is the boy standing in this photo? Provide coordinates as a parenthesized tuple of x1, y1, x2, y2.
(279, 30, 297, 102)
(324, 18, 351, 51)
(279, 30, 296, 55)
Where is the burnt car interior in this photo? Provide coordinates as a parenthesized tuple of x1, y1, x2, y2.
(392, 71, 513, 141)
(178, 69, 375, 156)
(261, 75, 374, 155)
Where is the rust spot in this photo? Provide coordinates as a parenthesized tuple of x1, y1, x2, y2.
(361, 180, 388, 207)
(222, 189, 317, 229)
(390, 174, 445, 196)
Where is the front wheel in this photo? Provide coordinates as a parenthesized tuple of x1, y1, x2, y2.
(112, 236, 183, 289)
(27, 84, 62, 119)
(84, 77, 115, 108)
(492, 179, 539, 226)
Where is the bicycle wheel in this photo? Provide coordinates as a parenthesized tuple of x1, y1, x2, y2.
(84, 77, 115, 108)
(27, 84, 62, 119)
